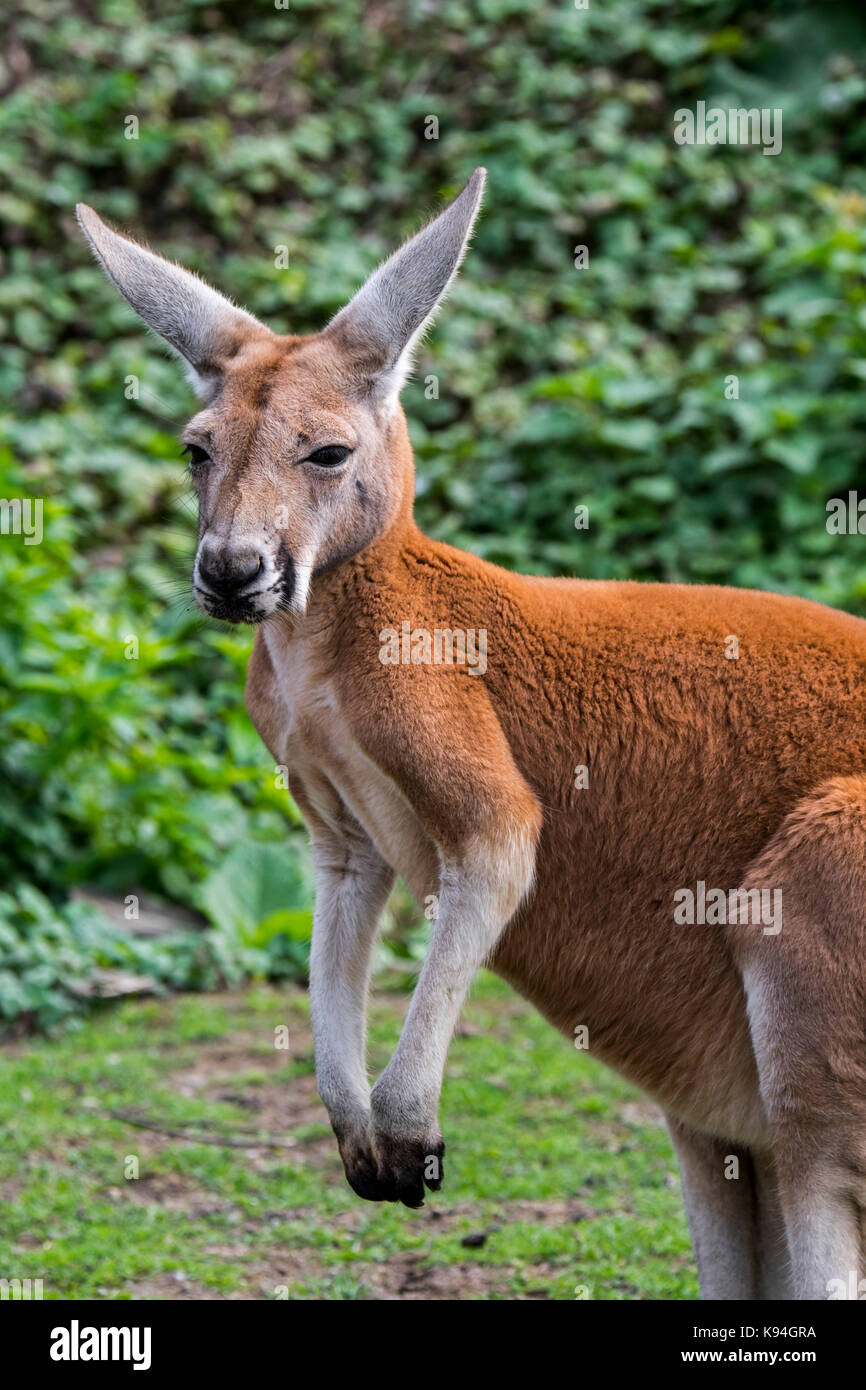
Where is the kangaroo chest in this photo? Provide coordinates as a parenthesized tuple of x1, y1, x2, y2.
(256, 631, 439, 902)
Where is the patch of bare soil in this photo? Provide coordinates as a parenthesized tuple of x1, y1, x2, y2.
(115, 1171, 227, 1216)
(359, 1254, 511, 1301)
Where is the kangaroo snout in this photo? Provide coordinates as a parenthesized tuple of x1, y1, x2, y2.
(193, 536, 280, 621)
(196, 540, 264, 596)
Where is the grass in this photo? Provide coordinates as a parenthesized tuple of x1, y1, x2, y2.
(0, 974, 696, 1300)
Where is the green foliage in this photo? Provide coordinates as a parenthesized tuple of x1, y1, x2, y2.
(199, 839, 313, 968)
(2, 0, 866, 1023)
(0, 840, 313, 1031)
(0, 886, 233, 1032)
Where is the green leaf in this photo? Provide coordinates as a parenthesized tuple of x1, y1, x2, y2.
(199, 840, 313, 941)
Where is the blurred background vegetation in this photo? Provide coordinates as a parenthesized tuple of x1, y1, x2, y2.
(2, 0, 866, 1028)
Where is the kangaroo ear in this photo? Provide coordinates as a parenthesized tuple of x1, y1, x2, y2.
(76, 204, 269, 398)
(325, 167, 486, 401)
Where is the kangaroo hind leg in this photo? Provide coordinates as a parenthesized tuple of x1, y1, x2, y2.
(731, 776, 866, 1300)
(666, 1116, 760, 1299)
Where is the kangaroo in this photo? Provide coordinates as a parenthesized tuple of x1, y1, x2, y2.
(77, 171, 866, 1301)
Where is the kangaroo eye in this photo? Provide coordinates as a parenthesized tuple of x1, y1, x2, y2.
(182, 444, 210, 467)
(307, 445, 351, 468)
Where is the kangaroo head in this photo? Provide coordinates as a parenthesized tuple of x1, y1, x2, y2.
(77, 169, 485, 622)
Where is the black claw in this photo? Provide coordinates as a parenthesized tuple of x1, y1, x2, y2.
(343, 1135, 446, 1206)
(399, 1188, 425, 1209)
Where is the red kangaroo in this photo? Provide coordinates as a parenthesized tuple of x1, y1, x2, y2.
(79, 171, 866, 1299)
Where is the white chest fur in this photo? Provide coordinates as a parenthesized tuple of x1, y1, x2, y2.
(261, 627, 438, 902)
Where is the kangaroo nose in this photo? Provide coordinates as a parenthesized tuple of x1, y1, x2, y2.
(197, 543, 264, 597)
